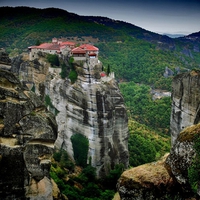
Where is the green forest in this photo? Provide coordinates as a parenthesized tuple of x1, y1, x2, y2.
(98, 39, 196, 90)
(119, 82, 171, 132)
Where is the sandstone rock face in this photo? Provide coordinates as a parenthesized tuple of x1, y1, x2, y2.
(11, 53, 129, 177)
(170, 70, 200, 145)
(11, 53, 50, 98)
(0, 48, 11, 65)
(0, 69, 57, 199)
(47, 58, 129, 177)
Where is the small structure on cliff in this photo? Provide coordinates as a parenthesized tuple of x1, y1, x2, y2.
(28, 37, 75, 60)
(71, 44, 99, 60)
(28, 38, 99, 62)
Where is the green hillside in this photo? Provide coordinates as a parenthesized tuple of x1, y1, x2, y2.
(1, 7, 199, 89)
(0, 7, 126, 52)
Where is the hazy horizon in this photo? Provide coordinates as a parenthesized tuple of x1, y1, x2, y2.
(0, 0, 199, 35)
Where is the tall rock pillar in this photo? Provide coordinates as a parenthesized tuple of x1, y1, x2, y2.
(170, 70, 200, 145)
(48, 57, 129, 177)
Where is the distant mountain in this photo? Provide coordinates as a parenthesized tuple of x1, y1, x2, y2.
(0, 6, 198, 50)
(187, 31, 200, 38)
(0, 6, 174, 51)
(162, 33, 186, 38)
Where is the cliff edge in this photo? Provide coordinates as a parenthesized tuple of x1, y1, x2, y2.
(47, 57, 129, 177)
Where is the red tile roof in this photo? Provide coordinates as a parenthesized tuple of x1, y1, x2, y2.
(29, 41, 75, 51)
(29, 40, 98, 56)
(30, 43, 60, 50)
(71, 47, 86, 54)
(60, 41, 75, 46)
(79, 44, 99, 51)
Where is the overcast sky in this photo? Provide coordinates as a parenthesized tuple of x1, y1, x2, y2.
(0, 0, 200, 35)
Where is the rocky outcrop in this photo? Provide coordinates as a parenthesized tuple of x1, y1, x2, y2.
(0, 48, 11, 65)
(117, 154, 180, 200)
(170, 70, 200, 145)
(166, 124, 199, 189)
(0, 69, 57, 199)
(11, 53, 50, 98)
(11, 53, 129, 177)
(47, 58, 129, 177)
(0, 48, 11, 70)
(117, 123, 200, 199)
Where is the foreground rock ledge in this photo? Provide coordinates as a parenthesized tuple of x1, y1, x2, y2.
(0, 69, 58, 200)
(117, 154, 177, 200)
(117, 123, 200, 200)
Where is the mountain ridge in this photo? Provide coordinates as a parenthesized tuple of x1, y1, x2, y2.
(0, 6, 176, 49)
(1, 6, 199, 57)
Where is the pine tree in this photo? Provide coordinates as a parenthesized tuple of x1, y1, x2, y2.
(107, 64, 111, 75)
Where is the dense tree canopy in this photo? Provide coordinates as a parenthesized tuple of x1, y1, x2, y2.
(119, 81, 171, 132)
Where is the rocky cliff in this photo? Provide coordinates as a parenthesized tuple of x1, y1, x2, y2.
(117, 70, 200, 199)
(0, 69, 58, 199)
(117, 154, 179, 200)
(170, 70, 200, 145)
(47, 58, 129, 177)
(0, 48, 11, 71)
(11, 53, 129, 177)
